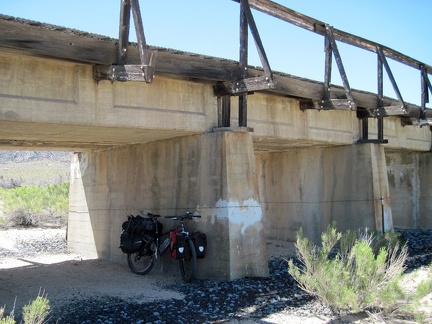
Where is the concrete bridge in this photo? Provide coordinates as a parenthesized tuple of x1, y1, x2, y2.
(1, 0, 431, 280)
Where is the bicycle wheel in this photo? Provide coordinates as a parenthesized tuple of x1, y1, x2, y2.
(179, 237, 197, 283)
(127, 236, 156, 275)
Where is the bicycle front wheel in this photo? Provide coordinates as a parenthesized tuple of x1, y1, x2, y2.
(179, 237, 197, 283)
(127, 238, 156, 275)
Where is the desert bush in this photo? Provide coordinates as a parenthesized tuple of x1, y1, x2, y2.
(288, 224, 412, 319)
(0, 181, 69, 228)
(22, 292, 50, 324)
(0, 307, 14, 324)
(0, 292, 50, 324)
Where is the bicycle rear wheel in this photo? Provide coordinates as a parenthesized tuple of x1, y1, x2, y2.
(179, 237, 197, 283)
(127, 237, 156, 275)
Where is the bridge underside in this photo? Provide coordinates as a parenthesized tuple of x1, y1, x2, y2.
(1, 15, 431, 281)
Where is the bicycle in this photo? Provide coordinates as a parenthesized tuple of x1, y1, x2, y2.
(125, 211, 202, 283)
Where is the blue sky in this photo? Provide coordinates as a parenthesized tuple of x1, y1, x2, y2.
(1, 0, 431, 106)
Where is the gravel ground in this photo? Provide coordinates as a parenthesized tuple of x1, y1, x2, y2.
(1, 228, 431, 324)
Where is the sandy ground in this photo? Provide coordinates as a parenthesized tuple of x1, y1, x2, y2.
(1, 229, 431, 323)
(0, 229, 184, 318)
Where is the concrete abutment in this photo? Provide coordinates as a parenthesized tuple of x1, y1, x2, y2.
(68, 130, 268, 281)
(69, 131, 428, 280)
(256, 143, 392, 244)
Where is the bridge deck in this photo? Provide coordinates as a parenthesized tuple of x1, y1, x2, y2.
(0, 15, 430, 152)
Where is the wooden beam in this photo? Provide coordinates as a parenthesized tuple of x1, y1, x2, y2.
(233, 0, 432, 74)
(0, 15, 429, 120)
(377, 47, 407, 114)
(239, 0, 273, 79)
(324, 25, 356, 110)
(214, 76, 276, 96)
(118, 0, 131, 65)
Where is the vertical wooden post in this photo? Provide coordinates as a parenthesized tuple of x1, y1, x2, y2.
(221, 96, 231, 127)
(323, 35, 332, 102)
(118, 0, 131, 65)
(420, 65, 429, 120)
(362, 118, 369, 141)
(239, 1, 248, 127)
(377, 51, 384, 140)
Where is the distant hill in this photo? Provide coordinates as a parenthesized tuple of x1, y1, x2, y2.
(0, 151, 73, 187)
(0, 151, 72, 164)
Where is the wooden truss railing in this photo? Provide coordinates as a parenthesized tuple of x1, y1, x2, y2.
(94, 0, 432, 143)
(230, 0, 432, 143)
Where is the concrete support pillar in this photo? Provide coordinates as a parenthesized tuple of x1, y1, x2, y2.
(256, 143, 393, 244)
(68, 130, 268, 281)
(387, 151, 432, 229)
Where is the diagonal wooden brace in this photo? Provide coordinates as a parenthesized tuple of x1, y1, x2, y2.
(96, 0, 156, 83)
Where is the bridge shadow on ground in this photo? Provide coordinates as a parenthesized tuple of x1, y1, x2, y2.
(0, 247, 323, 323)
(2, 234, 430, 323)
(0, 254, 182, 323)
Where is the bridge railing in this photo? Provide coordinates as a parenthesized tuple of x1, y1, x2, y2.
(224, 0, 432, 143)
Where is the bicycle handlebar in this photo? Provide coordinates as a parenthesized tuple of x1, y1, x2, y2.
(165, 212, 201, 220)
(147, 213, 161, 218)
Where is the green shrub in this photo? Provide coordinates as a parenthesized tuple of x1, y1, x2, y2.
(22, 293, 50, 324)
(0, 181, 69, 228)
(0, 307, 15, 324)
(288, 224, 409, 318)
(0, 292, 50, 324)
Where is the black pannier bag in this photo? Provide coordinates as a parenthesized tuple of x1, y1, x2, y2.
(119, 215, 144, 253)
(119, 230, 142, 253)
(134, 215, 163, 236)
(119, 214, 163, 253)
(194, 232, 207, 258)
(170, 229, 186, 259)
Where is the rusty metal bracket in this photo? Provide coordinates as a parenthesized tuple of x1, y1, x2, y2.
(94, 0, 156, 83)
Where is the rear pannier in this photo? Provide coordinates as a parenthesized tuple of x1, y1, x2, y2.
(193, 232, 207, 258)
(170, 229, 187, 259)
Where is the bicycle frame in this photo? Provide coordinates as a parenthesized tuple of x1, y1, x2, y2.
(126, 211, 201, 282)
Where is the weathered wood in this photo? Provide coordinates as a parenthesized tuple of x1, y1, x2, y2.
(377, 47, 407, 114)
(93, 62, 156, 82)
(118, 0, 131, 65)
(421, 65, 432, 117)
(239, 0, 273, 80)
(130, 0, 154, 82)
(214, 76, 276, 96)
(381, 104, 409, 116)
(325, 25, 356, 110)
(239, 2, 249, 127)
(323, 36, 332, 100)
(307, 99, 355, 110)
(0, 15, 429, 120)
(232, 0, 432, 74)
(221, 96, 231, 127)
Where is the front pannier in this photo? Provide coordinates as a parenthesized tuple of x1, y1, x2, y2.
(119, 230, 142, 253)
(170, 230, 186, 259)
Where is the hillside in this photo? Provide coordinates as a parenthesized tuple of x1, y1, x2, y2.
(0, 151, 72, 187)
(0, 151, 72, 164)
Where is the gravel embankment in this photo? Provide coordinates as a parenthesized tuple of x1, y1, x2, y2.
(1, 228, 431, 323)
